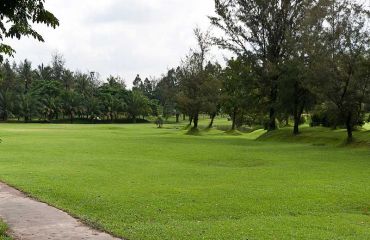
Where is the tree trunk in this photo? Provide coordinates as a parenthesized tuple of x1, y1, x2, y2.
(70, 113, 74, 124)
(346, 111, 353, 142)
(193, 113, 199, 129)
(293, 105, 305, 135)
(268, 107, 276, 131)
(189, 116, 193, 126)
(3, 112, 7, 121)
(183, 114, 186, 121)
(231, 109, 237, 130)
(268, 85, 278, 131)
(284, 115, 289, 127)
(208, 113, 216, 128)
(176, 113, 180, 123)
(293, 116, 299, 135)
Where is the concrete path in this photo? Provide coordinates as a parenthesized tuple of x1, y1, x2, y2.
(0, 183, 121, 240)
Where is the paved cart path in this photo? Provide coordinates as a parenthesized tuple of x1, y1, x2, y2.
(0, 182, 121, 240)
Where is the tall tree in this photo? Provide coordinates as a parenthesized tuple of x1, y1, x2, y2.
(203, 62, 222, 128)
(211, 0, 326, 131)
(157, 69, 180, 120)
(61, 91, 81, 123)
(18, 59, 33, 93)
(51, 53, 65, 82)
(222, 57, 258, 130)
(177, 28, 212, 129)
(312, 0, 370, 141)
(127, 90, 151, 123)
(133, 74, 143, 91)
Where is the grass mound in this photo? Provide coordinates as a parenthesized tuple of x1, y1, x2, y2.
(258, 126, 370, 147)
(185, 127, 201, 136)
(224, 129, 243, 136)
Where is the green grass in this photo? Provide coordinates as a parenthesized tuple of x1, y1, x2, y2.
(0, 122, 369, 239)
(259, 125, 370, 147)
(0, 221, 11, 240)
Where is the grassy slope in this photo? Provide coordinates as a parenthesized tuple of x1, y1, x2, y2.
(0, 122, 369, 239)
(259, 125, 370, 147)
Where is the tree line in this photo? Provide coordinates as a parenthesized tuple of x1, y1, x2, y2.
(1, 0, 370, 142)
(0, 54, 164, 124)
(157, 0, 370, 141)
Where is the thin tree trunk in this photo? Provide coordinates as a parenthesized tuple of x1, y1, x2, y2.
(268, 83, 278, 131)
(176, 113, 180, 123)
(231, 109, 237, 130)
(346, 111, 353, 142)
(189, 116, 193, 126)
(193, 113, 199, 129)
(293, 117, 300, 135)
(293, 105, 305, 135)
(183, 114, 186, 121)
(208, 113, 216, 128)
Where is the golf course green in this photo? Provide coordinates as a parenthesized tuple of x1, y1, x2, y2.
(0, 121, 369, 239)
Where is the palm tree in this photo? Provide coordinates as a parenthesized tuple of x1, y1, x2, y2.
(35, 64, 53, 81)
(61, 91, 81, 123)
(19, 92, 40, 123)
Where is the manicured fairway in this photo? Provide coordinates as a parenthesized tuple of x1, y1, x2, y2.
(0, 123, 369, 239)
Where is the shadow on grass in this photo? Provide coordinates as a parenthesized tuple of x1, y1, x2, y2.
(186, 127, 202, 136)
(224, 129, 243, 136)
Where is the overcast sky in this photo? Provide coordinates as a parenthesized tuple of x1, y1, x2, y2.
(5, 0, 217, 85)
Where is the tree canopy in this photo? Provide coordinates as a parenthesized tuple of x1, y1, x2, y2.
(0, 0, 59, 61)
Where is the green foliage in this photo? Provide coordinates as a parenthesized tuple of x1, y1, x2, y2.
(60, 91, 81, 123)
(221, 57, 259, 129)
(0, 0, 59, 61)
(175, 28, 222, 129)
(0, 55, 164, 123)
(156, 69, 179, 118)
(127, 90, 151, 122)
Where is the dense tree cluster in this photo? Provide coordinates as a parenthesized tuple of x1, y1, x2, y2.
(0, 54, 159, 123)
(155, 0, 370, 141)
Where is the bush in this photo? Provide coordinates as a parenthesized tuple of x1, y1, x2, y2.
(310, 103, 337, 127)
(300, 115, 309, 124)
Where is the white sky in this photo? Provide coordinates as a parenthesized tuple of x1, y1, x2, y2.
(5, 0, 217, 85)
(6, 0, 367, 86)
